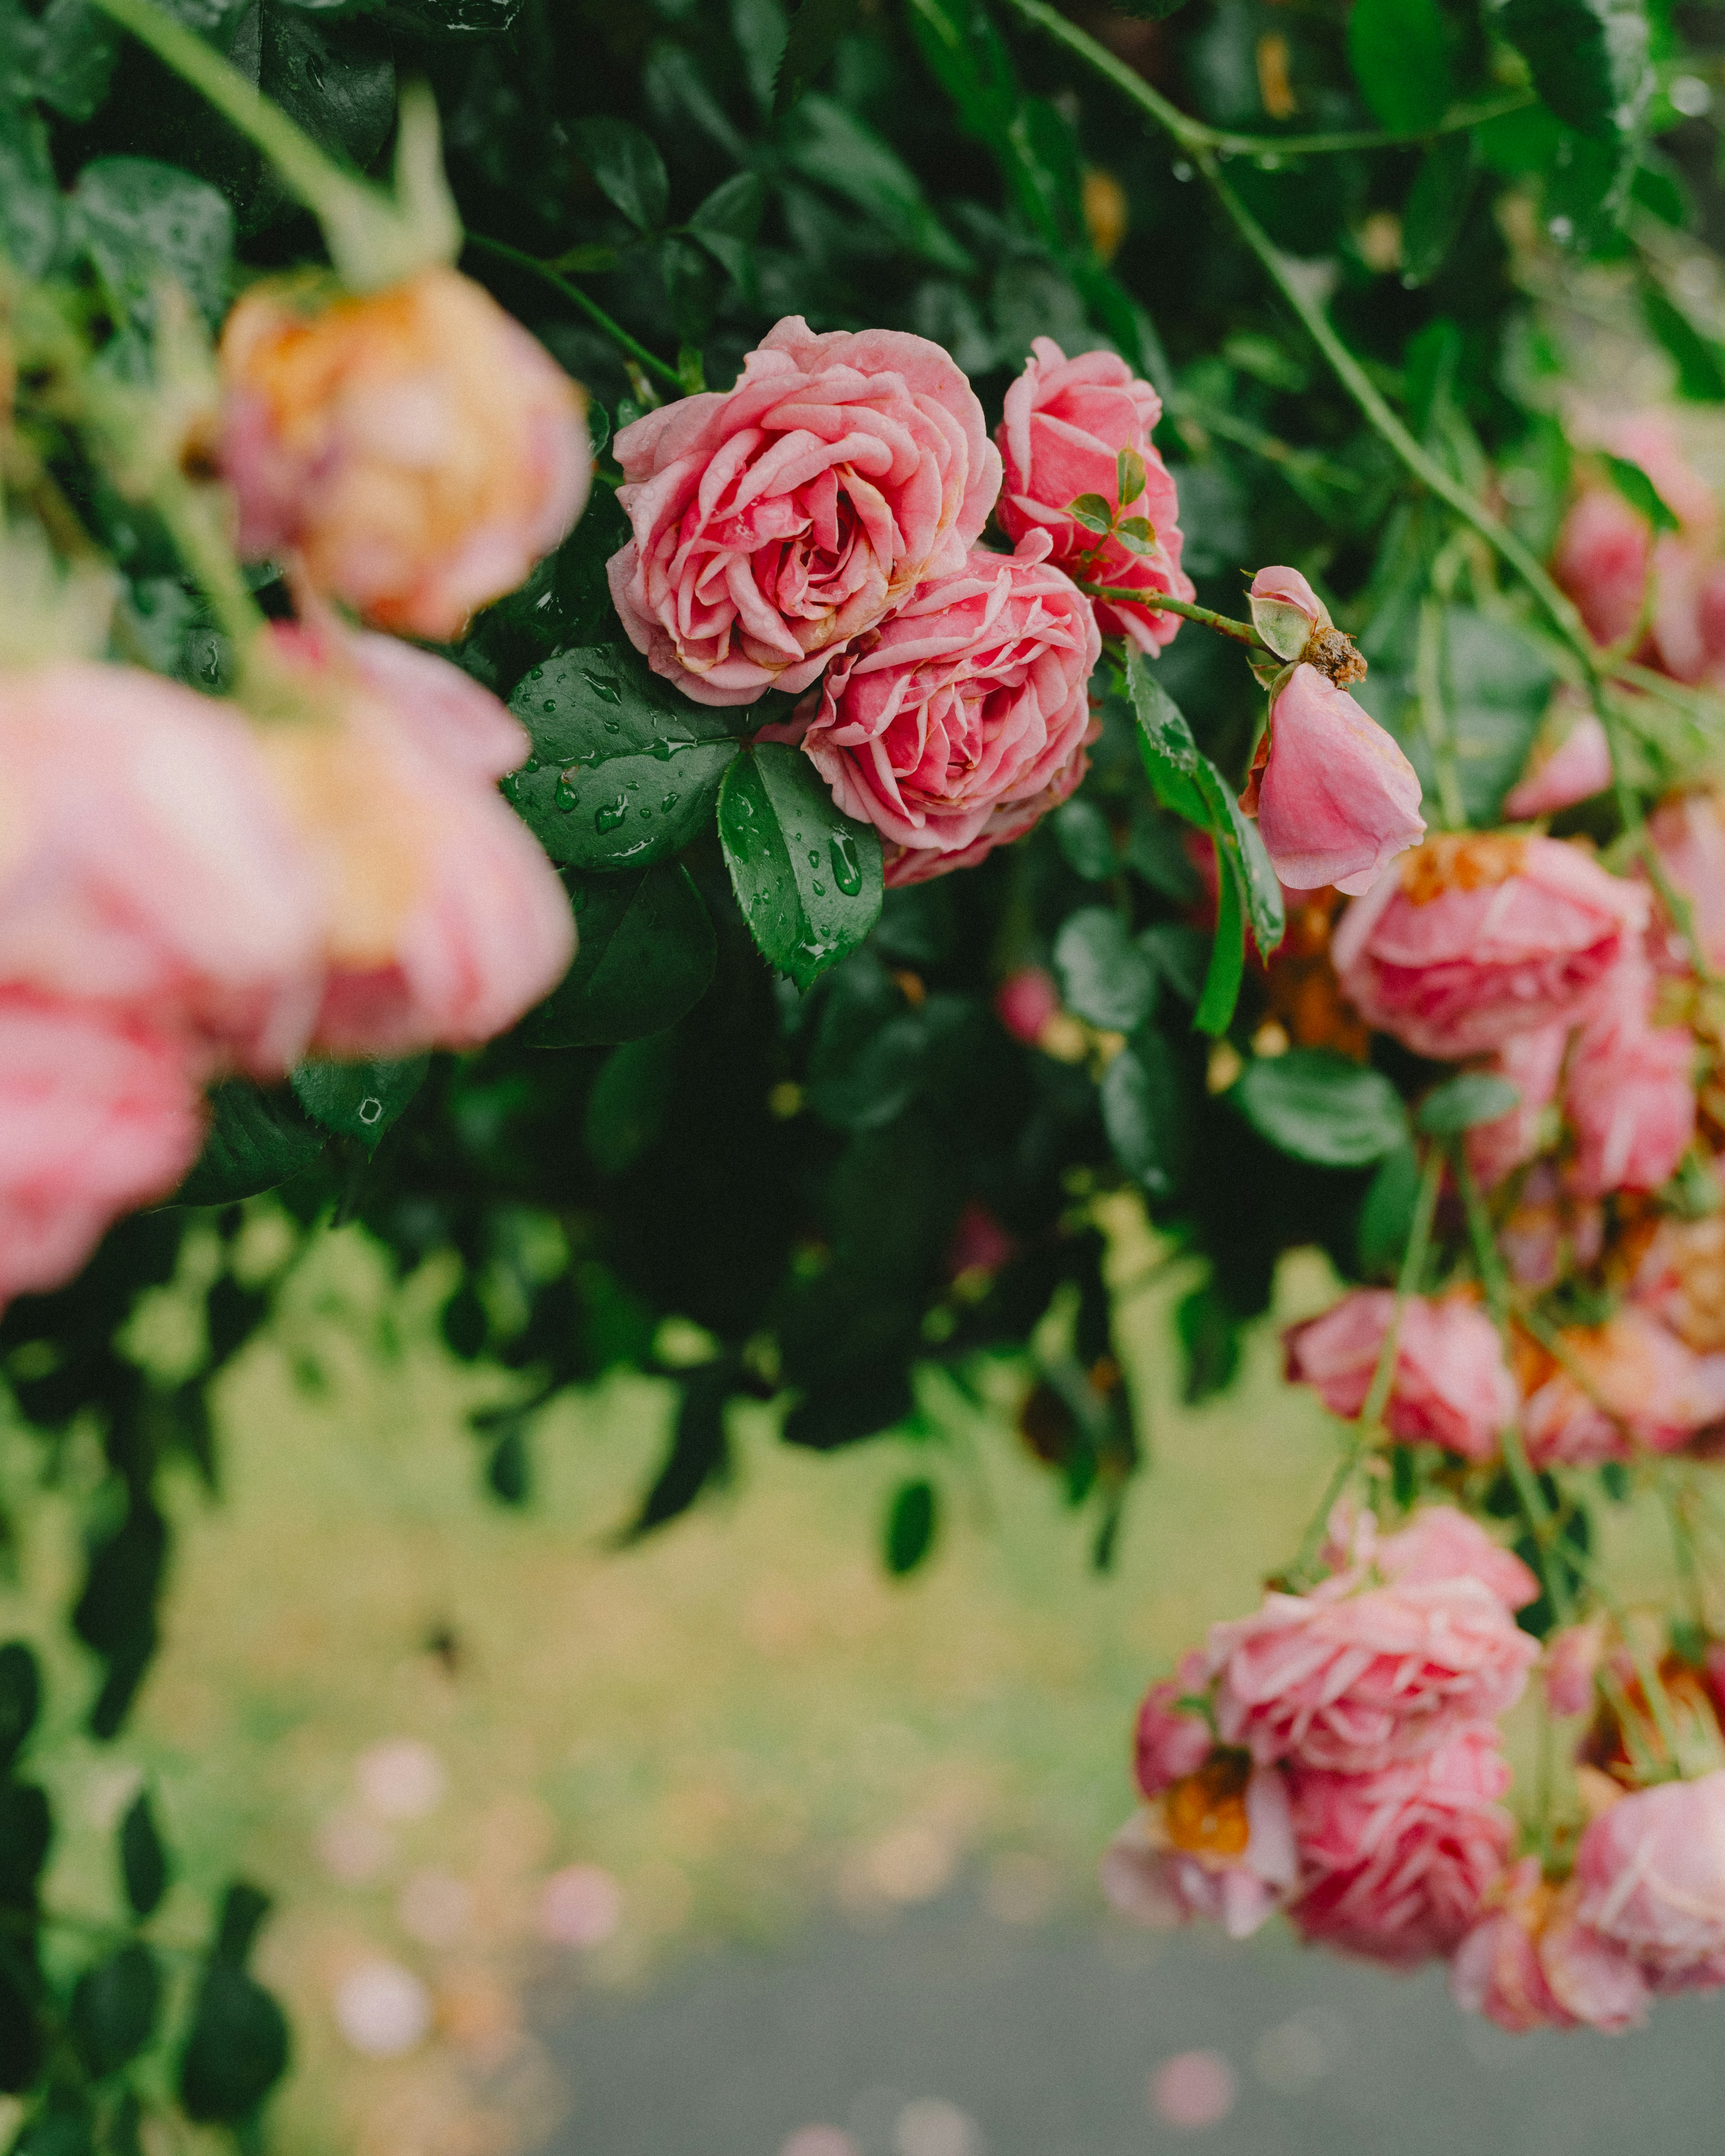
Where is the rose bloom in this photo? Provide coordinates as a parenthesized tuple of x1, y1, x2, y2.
(222, 267, 589, 641)
(260, 623, 574, 1055)
(1134, 1665, 1216, 1799)
(1575, 1769, 1725, 1991)
(1544, 1619, 1607, 1719)
(1502, 709, 1614, 822)
(1288, 1727, 1515, 1966)
(1283, 1290, 1516, 1462)
(1647, 788, 1725, 976)
(1252, 663, 1424, 898)
(0, 661, 323, 1072)
(0, 990, 204, 1308)
(1520, 1306, 1725, 1467)
(773, 534, 1098, 886)
(1331, 833, 1647, 1060)
(993, 337, 1192, 654)
(1451, 1856, 1649, 2032)
(1464, 1021, 1569, 1192)
(1103, 1749, 1297, 1940)
(1563, 954, 1694, 1199)
(1632, 1186, 1725, 1353)
(609, 316, 998, 707)
(993, 966, 1061, 1045)
(1367, 1506, 1539, 1610)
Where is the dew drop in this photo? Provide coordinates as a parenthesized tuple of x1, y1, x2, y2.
(594, 795, 628, 834)
(603, 719, 621, 733)
(541, 698, 557, 713)
(555, 771, 579, 812)
(829, 829, 863, 896)
(358, 1097, 383, 1126)
(661, 792, 679, 812)
(584, 672, 622, 705)
(812, 880, 826, 896)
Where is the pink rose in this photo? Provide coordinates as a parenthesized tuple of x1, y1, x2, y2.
(1521, 1307, 1725, 1467)
(1134, 1671, 1216, 1799)
(993, 966, 1061, 1045)
(1451, 1857, 1649, 2032)
(1575, 1769, 1725, 1991)
(608, 317, 999, 707)
(221, 268, 590, 641)
(994, 338, 1192, 654)
(1369, 1507, 1539, 1609)
(1331, 834, 1647, 1060)
(1283, 1291, 1516, 1461)
(1287, 1727, 1515, 1966)
(1564, 954, 1694, 1199)
(1555, 486, 1653, 652)
(1250, 664, 1424, 898)
(1544, 1620, 1607, 1718)
(1499, 1159, 1604, 1290)
(1103, 1753, 1297, 1940)
(1502, 710, 1614, 821)
(1464, 1021, 1569, 1191)
(1647, 790, 1725, 976)
(774, 535, 1098, 886)
(0, 991, 204, 1307)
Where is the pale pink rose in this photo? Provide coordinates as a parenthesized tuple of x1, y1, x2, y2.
(1287, 1727, 1515, 1966)
(1647, 789, 1725, 976)
(772, 535, 1098, 886)
(1575, 1768, 1725, 1991)
(0, 991, 204, 1307)
(1283, 1291, 1516, 1462)
(1451, 1857, 1649, 2032)
(260, 624, 574, 1056)
(0, 661, 323, 1072)
(1521, 1307, 1725, 1467)
(1555, 487, 1654, 653)
(994, 338, 1191, 654)
(1331, 834, 1647, 1060)
(1464, 1022, 1570, 1192)
(609, 317, 998, 707)
(221, 268, 589, 641)
(1564, 953, 1694, 1199)
(1544, 1620, 1607, 1718)
(1252, 666, 1424, 898)
(1103, 1757, 1297, 1941)
(1370, 1507, 1539, 1610)
(1134, 1673, 1216, 1799)
(993, 966, 1061, 1044)
(1503, 711, 1614, 821)
(1207, 1572, 1538, 1775)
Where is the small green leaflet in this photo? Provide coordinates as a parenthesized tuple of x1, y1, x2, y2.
(718, 744, 883, 991)
(173, 1081, 325, 1206)
(568, 116, 668, 231)
(884, 1478, 938, 1575)
(1417, 1072, 1521, 1134)
(1601, 452, 1680, 533)
(1642, 285, 1725, 404)
(1234, 1050, 1409, 1168)
(1053, 908, 1157, 1034)
(1499, 0, 1653, 143)
(1100, 1028, 1191, 1199)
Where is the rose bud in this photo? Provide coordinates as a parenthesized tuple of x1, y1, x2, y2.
(1502, 709, 1613, 821)
(768, 533, 1099, 887)
(1102, 1749, 1298, 1941)
(1563, 952, 1695, 1199)
(1330, 833, 1647, 1061)
(993, 967, 1062, 1045)
(1520, 1306, 1725, 1467)
(1574, 1768, 1725, 1992)
(608, 316, 998, 707)
(221, 267, 591, 641)
(994, 338, 1192, 653)
(1247, 664, 1424, 897)
(0, 990, 204, 1309)
(1283, 1290, 1516, 1462)
(1246, 566, 1367, 684)
(1451, 1856, 1649, 2032)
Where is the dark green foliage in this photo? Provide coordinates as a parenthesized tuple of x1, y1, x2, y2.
(884, 1478, 939, 1574)
(119, 1793, 169, 1921)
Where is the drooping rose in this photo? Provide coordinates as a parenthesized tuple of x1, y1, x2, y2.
(1502, 710, 1614, 822)
(1247, 664, 1424, 898)
(1575, 1768, 1725, 1991)
(1647, 789, 1725, 976)
(608, 317, 998, 708)
(1464, 1021, 1570, 1192)
(1520, 1306, 1725, 1467)
(1564, 954, 1695, 1199)
(994, 338, 1192, 654)
(1330, 834, 1647, 1060)
(1287, 1726, 1515, 1966)
(1451, 1856, 1649, 2032)
(221, 268, 590, 641)
(771, 534, 1098, 886)
(0, 991, 204, 1308)
(1103, 1749, 1298, 1940)
(1283, 1290, 1516, 1462)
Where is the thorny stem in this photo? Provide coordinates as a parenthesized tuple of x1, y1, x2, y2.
(464, 235, 683, 397)
(1077, 583, 1268, 651)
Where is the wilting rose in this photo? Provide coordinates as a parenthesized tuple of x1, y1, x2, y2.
(1247, 665, 1424, 898)
(1502, 710, 1614, 822)
(261, 623, 575, 1055)
(1283, 1291, 1515, 1461)
(221, 268, 589, 640)
(1287, 1727, 1515, 1966)
(1564, 954, 1694, 1199)
(1647, 789, 1725, 976)
(0, 661, 323, 1072)
(1451, 1857, 1649, 2032)
(1520, 1306, 1725, 1467)
(772, 535, 1098, 886)
(1464, 1022, 1570, 1192)
(1575, 1769, 1725, 1991)
(1331, 834, 1647, 1060)
(609, 317, 998, 707)
(1103, 1750, 1297, 1940)
(0, 991, 204, 1308)
(994, 337, 1191, 653)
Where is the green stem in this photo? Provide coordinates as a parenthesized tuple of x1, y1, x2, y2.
(150, 471, 264, 664)
(464, 235, 684, 396)
(1078, 583, 1268, 651)
(1415, 593, 1468, 830)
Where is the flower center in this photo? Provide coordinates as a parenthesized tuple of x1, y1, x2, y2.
(1301, 625, 1368, 688)
(1399, 832, 1530, 904)
(1163, 1750, 1253, 1858)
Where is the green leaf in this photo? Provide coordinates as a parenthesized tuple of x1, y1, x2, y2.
(1347, 0, 1454, 133)
(774, 0, 861, 114)
(570, 116, 669, 232)
(1194, 853, 1246, 1038)
(782, 96, 972, 271)
(1358, 1141, 1422, 1277)
(732, 0, 788, 112)
(884, 1478, 938, 1575)
(718, 744, 884, 990)
(249, 11, 395, 234)
(523, 863, 714, 1048)
(178, 1960, 289, 2124)
(72, 158, 234, 331)
(1204, 776, 1285, 960)
(1499, 0, 1652, 142)
(1100, 1028, 1190, 1198)
(0, 1778, 51, 1910)
(1641, 285, 1725, 402)
(1117, 447, 1148, 505)
(119, 1790, 169, 1920)
(0, 96, 62, 278)
(290, 1056, 429, 1154)
(1049, 798, 1116, 883)
(0, 1641, 40, 1774)
(506, 645, 740, 871)
(1401, 136, 1473, 287)
(71, 1944, 159, 2079)
(174, 1080, 325, 1205)
(686, 171, 765, 285)
(1234, 1049, 1409, 1167)
(584, 1033, 677, 1176)
(1069, 491, 1115, 535)
(1115, 517, 1156, 554)
(1128, 658, 1208, 826)
(33, 0, 121, 121)
(1602, 451, 1680, 531)
(1440, 610, 1561, 825)
(1417, 1072, 1521, 1134)
(1053, 908, 1157, 1033)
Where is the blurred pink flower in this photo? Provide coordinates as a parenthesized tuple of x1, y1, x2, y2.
(1451, 1857, 1649, 2032)
(1103, 1753, 1297, 1940)
(944, 1200, 1016, 1280)
(1133, 1672, 1216, 1799)
(1521, 1306, 1725, 1467)
(1544, 1620, 1607, 1718)
(1564, 953, 1694, 1199)
(1575, 1769, 1725, 1991)
(1149, 2050, 1238, 2129)
(1464, 1022, 1570, 1191)
(1369, 1507, 1539, 1610)
(1283, 1291, 1515, 1461)
(993, 967, 1061, 1044)
(1252, 665, 1424, 898)
(1503, 711, 1614, 821)
(1647, 789, 1725, 976)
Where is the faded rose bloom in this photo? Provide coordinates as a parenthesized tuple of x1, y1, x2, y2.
(1369, 1506, 1539, 1610)
(1647, 789, 1725, 976)
(1575, 1769, 1725, 1991)
(994, 337, 1192, 654)
(0, 992, 204, 1307)
(1451, 1857, 1649, 2032)
(1502, 710, 1614, 822)
(1544, 1620, 1608, 1718)
(221, 268, 589, 641)
(1103, 1750, 1297, 1940)
(1464, 1022, 1570, 1192)
(771, 535, 1098, 886)
(1283, 1290, 1516, 1462)
(1564, 954, 1695, 1199)
(609, 317, 998, 707)
(1331, 834, 1648, 1061)
(1287, 1727, 1515, 1966)
(1520, 1306, 1725, 1467)
(993, 966, 1062, 1044)
(1250, 665, 1424, 898)
(1134, 1668, 1216, 1799)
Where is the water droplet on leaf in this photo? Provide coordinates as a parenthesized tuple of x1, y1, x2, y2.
(829, 830, 863, 896)
(594, 796, 628, 833)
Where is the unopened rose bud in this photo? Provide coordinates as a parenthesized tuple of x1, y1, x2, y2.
(1250, 664, 1424, 896)
(1247, 566, 1367, 686)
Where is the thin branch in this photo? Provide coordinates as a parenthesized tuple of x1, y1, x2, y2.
(1078, 582, 1268, 650)
(465, 235, 684, 396)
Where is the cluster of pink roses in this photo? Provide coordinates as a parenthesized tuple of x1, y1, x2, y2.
(0, 268, 590, 1309)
